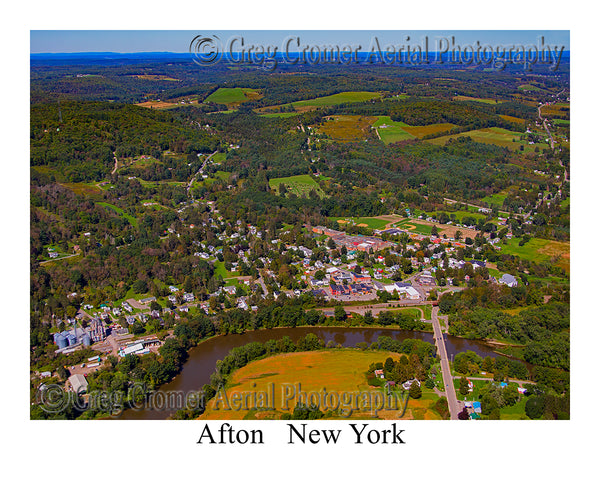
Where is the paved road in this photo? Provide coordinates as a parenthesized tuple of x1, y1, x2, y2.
(431, 306, 460, 420)
(187, 150, 218, 194)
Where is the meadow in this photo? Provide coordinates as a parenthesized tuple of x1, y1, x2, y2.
(428, 127, 546, 152)
(199, 349, 443, 420)
(317, 115, 377, 142)
(269, 174, 327, 198)
(453, 95, 502, 104)
(498, 237, 570, 271)
(258, 91, 382, 115)
(204, 87, 262, 107)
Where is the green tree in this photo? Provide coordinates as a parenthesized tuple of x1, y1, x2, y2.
(334, 305, 347, 323)
(459, 376, 470, 396)
(525, 395, 545, 419)
(409, 381, 422, 399)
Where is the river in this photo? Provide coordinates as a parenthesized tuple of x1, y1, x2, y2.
(117, 326, 505, 420)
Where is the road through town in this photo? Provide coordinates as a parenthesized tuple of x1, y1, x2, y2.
(432, 306, 460, 419)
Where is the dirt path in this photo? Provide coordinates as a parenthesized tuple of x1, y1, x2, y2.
(111, 152, 118, 175)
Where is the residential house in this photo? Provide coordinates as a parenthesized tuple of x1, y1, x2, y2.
(499, 273, 518, 287)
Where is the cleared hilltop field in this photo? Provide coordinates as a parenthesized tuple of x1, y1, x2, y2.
(269, 174, 327, 198)
(257, 91, 382, 115)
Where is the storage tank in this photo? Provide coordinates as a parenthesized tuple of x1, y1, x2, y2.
(54, 332, 68, 349)
(66, 333, 77, 346)
(82, 333, 91, 347)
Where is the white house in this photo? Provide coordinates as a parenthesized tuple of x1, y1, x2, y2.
(499, 273, 518, 288)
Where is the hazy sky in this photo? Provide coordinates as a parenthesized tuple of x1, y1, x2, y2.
(30, 30, 570, 53)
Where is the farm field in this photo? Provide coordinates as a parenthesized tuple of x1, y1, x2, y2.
(499, 114, 527, 124)
(453, 95, 502, 104)
(402, 123, 456, 138)
(518, 84, 542, 91)
(130, 74, 180, 81)
(204, 87, 262, 108)
(269, 174, 327, 199)
(317, 115, 377, 142)
(135, 100, 181, 109)
(258, 91, 382, 114)
(260, 111, 302, 118)
(541, 103, 570, 118)
(428, 127, 546, 152)
(372, 116, 415, 144)
(199, 349, 440, 420)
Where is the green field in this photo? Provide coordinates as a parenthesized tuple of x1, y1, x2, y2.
(291, 91, 381, 108)
(260, 111, 302, 118)
(498, 237, 570, 271)
(393, 219, 433, 235)
(480, 192, 508, 208)
(96, 202, 138, 227)
(269, 174, 327, 199)
(329, 216, 390, 229)
(204, 87, 262, 107)
(453, 95, 502, 104)
(372, 116, 415, 144)
(428, 127, 546, 152)
(213, 260, 237, 279)
(518, 84, 542, 91)
(433, 209, 489, 224)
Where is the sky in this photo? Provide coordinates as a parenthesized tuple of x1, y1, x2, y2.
(30, 30, 570, 54)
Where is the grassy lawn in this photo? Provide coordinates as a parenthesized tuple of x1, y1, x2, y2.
(199, 170, 231, 186)
(213, 260, 237, 279)
(269, 174, 327, 199)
